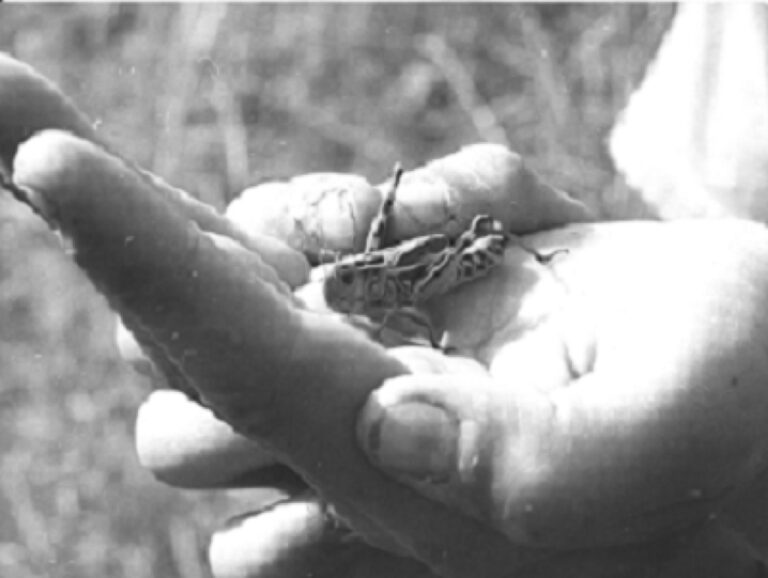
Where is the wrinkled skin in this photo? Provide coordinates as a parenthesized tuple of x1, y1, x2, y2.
(136, 178, 768, 578)
(4, 51, 768, 578)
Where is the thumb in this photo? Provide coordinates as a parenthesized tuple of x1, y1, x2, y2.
(357, 374, 768, 578)
(357, 373, 525, 537)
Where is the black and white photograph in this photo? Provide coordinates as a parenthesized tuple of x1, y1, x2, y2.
(1, 4, 768, 578)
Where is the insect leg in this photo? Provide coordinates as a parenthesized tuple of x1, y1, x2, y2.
(365, 163, 404, 252)
(413, 216, 510, 301)
(507, 234, 570, 264)
(381, 307, 442, 349)
(467, 216, 569, 265)
(454, 233, 507, 285)
(451, 214, 499, 254)
(465, 215, 569, 264)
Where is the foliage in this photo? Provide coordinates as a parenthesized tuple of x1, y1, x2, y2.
(0, 5, 674, 577)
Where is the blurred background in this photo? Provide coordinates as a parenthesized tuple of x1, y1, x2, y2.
(0, 4, 674, 578)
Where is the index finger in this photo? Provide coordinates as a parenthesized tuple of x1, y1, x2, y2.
(226, 145, 593, 263)
(12, 128, 539, 578)
(0, 52, 99, 173)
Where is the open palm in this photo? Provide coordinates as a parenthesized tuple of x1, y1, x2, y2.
(5, 52, 768, 578)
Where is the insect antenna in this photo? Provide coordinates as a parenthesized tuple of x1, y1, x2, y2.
(366, 162, 404, 252)
(390, 162, 404, 191)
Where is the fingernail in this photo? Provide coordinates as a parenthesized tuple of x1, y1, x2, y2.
(365, 401, 459, 482)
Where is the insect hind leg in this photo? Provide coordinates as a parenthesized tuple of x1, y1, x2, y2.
(453, 214, 500, 252)
(456, 233, 507, 284)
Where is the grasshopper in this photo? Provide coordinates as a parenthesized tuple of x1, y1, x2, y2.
(322, 164, 566, 347)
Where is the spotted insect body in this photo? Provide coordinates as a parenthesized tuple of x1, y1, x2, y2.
(321, 165, 515, 347)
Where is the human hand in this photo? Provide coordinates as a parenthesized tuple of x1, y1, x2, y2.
(109, 139, 603, 577)
(128, 143, 596, 578)
(13, 131, 768, 578)
(194, 159, 768, 577)
(0, 51, 442, 577)
(5, 53, 768, 578)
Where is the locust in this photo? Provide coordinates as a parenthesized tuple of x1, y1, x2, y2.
(322, 164, 566, 348)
